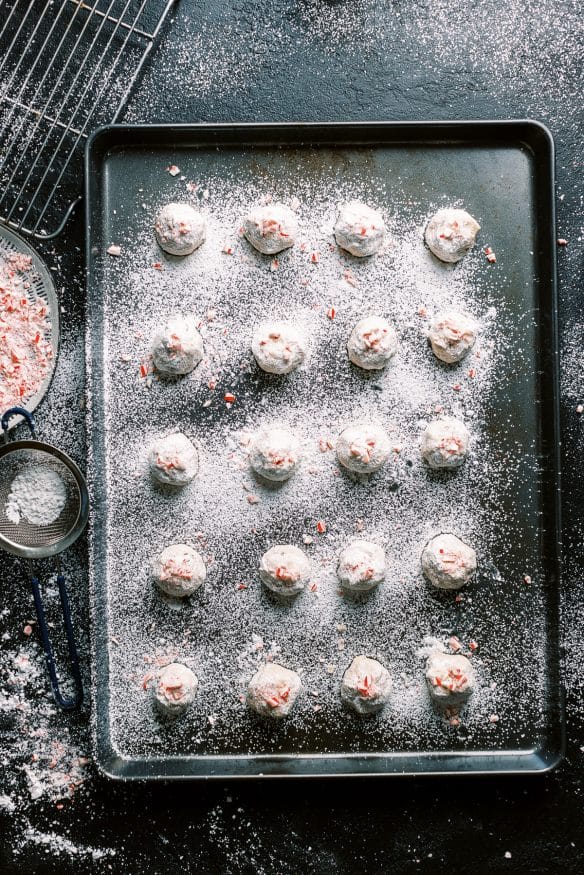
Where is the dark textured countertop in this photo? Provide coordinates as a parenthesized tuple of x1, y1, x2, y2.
(1, 1, 583, 871)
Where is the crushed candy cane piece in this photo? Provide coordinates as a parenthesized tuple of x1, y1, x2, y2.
(167, 165, 180, 176)
(106, 244, 121, 257)
(326, 306, 336, 320)
(0, 259, 54, 411)
(316, 520, 327, 534)
(342, 268, 357, 287)
(557, 238, 568, 246)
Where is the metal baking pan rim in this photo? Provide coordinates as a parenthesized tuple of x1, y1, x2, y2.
(93, 745, 564, 783)
(85, 118, 556, 157)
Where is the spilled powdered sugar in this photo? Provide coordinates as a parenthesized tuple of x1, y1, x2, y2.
(87, 139, 552, 765)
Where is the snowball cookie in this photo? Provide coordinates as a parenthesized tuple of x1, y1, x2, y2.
(425, 651, 475, 707)
(154, 202, 206, 256)
(347, 315, 398, 370)
(337, 540, 386, 592)
(340, 655, 392, 715)
(246, 662, 301, 719)
(421, 534, 477, 591)
(336, 421, 391, 474)
(259, 544, 311, 596)
(428, 310, 478, 364)
(148, 432, 198, 486)
(243, 203, 298, 255)
(425, 208, 480, 263)
(151, 315, 203, 375)
(334, 201, 386, 257)
(154, 663, 198, 717)
(420, 417, 469, 470)
(251, 322, 307, 375)
(249, 425, 301, 482)
(151, 544, 206, 597)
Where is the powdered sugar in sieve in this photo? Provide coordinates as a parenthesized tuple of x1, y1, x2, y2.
(5, 465, 67, 526)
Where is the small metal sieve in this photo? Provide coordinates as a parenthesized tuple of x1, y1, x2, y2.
(0, 406, 89, 709)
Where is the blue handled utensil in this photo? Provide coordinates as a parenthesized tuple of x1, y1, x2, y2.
(0, 406, 88, 709)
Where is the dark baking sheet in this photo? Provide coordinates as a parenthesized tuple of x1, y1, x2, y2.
(85, 121, 562, 779)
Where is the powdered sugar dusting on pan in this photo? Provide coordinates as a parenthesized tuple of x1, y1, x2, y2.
(88, 142, 553, 765)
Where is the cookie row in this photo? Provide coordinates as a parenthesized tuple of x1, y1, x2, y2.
(150, 309, 478, 380)
(151, 534, 476, 601)
(152, 650, 474, 721)
(154, 199, 481, 264)
(148, 415, 470, 487)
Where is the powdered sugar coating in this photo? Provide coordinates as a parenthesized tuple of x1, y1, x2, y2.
(154, 203, 206, 256)
(334, 201, 386, 257)
(337, 540, 385, 592)
(347, 315, 398, 370)
(259, 544, 311, 596)
(421, 533, 477, 591)
(336, 421, 391, 474)
(243, 203, 298, 255)
(428, 310, 478, 364)
(249, 425, 301, 482)
(153, 663, 198, 717)
(420, 417, 470, 469)
(425, 208, 480, 263)
(148, 432, 198, 485)
(246, 663, 301, 719)
(425, 651, 475, 707)
(340, 655, 392, 715)
(251, 321, 307, 374)
(151, 315, 203, 375)
(151, 543, 206, 597)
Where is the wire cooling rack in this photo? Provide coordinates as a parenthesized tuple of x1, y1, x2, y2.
(0, 0, 177, 239)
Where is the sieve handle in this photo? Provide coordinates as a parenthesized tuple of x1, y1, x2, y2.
(30, 574, 83, 710)
(1, 406, 36, 437)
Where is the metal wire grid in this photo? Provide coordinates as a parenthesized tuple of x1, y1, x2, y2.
(0, 0, 177, 239)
